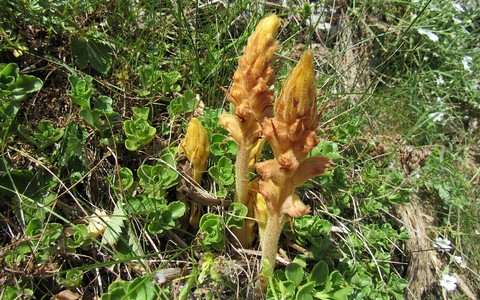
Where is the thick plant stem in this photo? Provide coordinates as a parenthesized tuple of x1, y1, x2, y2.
(235, 142, 250, 207)
(232, 142, 255, 247)
(261, 211, 286, 270)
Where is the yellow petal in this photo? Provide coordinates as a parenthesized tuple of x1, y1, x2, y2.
(248, 138, 265, 168)
(255, 192, 268, 241)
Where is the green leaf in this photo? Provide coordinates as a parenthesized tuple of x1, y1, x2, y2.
(109, 167, 134, 192)
(68, 74, 94, 109)
(168, 201, 186, 219)
(127, 194, 163, 215)
(198, 213, 225, 251)
(285, 262, 304, 287)
(161, 71, 181, 94)
(100, 280, 129, 300)
(72, 38, 113, 75)
(58, 124, 89, 172)
(132, 107, 150, 121)
(57, 269, 84, 288)
(134, 64, 162, 96)
(332, 287, 353, 300)
(94, 95, 114, 112)
(210, 134, 238, 156)
(42, 222, 63, 245)
(310, 261, 329, 286)
(25, 218, 43, 236)
(310, 140, 342, 162)
(146, 201, 185, 234)
(137, 158, 178, 198)
(167, 90, 199, 118)
(17, 119, 64, 151)
(225, 202, 247, 229)
(127, 276, 157, 300)
(0, 63, 43, 101)
(0, 285, 33, 300)
(102, 203, 126, 246)
(124, 118, 156, 151)
(208, 156, 235, 186)
(66, 224, 90, 249)
(296, 281, 315, 300)
(284, 215, 332, 247)
(126, 225, 144, 257)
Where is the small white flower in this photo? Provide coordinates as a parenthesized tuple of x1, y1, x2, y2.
(453, 255, 462, 264)
(434, 237, 452, 251)
(440, 274, 457, 291)
(452, 3, 465, 12)
(418, 28, 439, 42)
(429, 112, 445, 122)
(315, 22, 331, 30)
(462, 56, 473, 73)
(453, 255, 467, 268)
(436, 76, 445, 85)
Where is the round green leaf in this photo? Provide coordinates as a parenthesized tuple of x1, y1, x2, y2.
(168, 201, 186, 219)
(310, 261, 329, 286)
(285, 262, 304, 287)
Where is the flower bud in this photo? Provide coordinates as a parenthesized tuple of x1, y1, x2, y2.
(275, 50, 318, 130)
(178, 118, 210, 182)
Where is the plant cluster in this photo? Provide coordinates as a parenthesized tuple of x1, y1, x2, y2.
(1, 1, 479, 299)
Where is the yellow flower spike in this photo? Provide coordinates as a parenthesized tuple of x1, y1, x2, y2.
(178, 118, 210, 227)
(178, 118, 210, 183)
(275, 50, 317, 130)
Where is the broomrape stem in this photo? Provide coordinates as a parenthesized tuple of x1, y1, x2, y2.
(261, 211, 285, 269)
(231, 142, 256, 247)
(235, 142, 250, 207)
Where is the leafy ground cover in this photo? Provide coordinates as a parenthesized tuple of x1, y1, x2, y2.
(1, 0, 479, 299)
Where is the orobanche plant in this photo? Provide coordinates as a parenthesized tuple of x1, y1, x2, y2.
(220, 15, 332, 282)
(256, 49, 331, 274)
(219, 15, 280, 248)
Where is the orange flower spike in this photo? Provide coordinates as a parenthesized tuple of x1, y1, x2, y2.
(219, 15, 281, 248)
(257, 50, 332, 276)
(221, 14, 281, 143)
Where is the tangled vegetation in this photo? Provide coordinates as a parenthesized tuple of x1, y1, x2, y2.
(1, 1, 479, 299)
